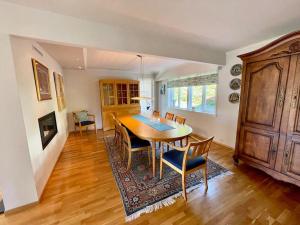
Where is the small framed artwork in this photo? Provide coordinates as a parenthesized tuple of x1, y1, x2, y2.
(229, 92, 240, 103)
(53, 72, 66, 111)
(32, 59, 52, 101)
(229, 78, 241, 90)
(230, 64, 242, 76)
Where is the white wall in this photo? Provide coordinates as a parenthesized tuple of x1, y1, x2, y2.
(158, 38, 276, 148)
(64, 70, 103, 131)
(0, 34, 38, 210)
(10, 36, 68, 197)
(64, 69, 154, 131)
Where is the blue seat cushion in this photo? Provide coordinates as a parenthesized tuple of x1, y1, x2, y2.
(75, 121, 95, 126)
(163, 150, 206, 171)
(130, 137, 151, 148)
(126, 128, 135, 136)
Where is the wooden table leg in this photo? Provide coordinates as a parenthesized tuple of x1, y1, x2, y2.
(152, 141, 156, 177)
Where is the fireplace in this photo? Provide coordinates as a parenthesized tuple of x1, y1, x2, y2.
(38, 111, 58, 149)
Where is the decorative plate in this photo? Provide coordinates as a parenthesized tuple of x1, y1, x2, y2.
(230, 64, 242, 76)
(229, 93, 240, 103)
(229, 78, 241, 90)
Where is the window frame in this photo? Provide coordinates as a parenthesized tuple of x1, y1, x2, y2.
(168, 84, 218, 116)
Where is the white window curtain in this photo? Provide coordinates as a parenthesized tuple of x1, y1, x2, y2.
(167, 74, 218, 88)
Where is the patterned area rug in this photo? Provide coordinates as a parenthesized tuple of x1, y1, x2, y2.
(104, 136, 230, 221)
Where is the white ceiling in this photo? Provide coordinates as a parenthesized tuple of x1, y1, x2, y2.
(39, 42, 191, 74)
(3, 0, 300, 51)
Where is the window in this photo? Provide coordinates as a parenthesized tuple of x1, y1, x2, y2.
(167, 75, 217, 114)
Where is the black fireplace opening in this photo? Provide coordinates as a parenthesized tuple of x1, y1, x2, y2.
(38, 111, 58, 149)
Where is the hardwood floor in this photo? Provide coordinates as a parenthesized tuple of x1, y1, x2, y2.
(0, 131, 300, 225)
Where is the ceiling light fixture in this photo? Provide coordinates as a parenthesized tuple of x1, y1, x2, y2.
(131, 54, 152, 101)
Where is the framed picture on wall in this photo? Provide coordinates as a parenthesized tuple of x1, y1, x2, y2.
(32, 58, 52, 101)
(53, 72, 66, 111)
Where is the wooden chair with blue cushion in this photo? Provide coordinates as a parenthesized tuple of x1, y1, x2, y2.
(172, 115, 187, 148)
(119, 125, 151, 171)
(73, 110, 97, 136)
(111, 113, 122, 147)
(160, 135, 214, 201)
(165, 112, 175, 120)
(152, 110, 160, 117)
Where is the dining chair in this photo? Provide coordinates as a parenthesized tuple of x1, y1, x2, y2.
(153, 110, 160, 117)
(73, 110, 97, 136)
(111, 112, 121, 146)
(160, 135, 214, 201)
(119, 125, 151, 171)
(174, 115, 186, 124)
(174, 115, 187, 147)
(165, 112, 175, 120)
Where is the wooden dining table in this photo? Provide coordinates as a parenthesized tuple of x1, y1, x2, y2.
(118, 113, 193, 177)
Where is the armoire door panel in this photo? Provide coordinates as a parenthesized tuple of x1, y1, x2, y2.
(283, 138, 300, 180)
(242, 57, 290, 132)
(239, 127, 278, 168)
(288, 55, 300, 135)
(282, 54, 300, 180)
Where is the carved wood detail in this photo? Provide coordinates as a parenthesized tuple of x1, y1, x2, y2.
(271, 41, 300, 57)
(289, 41, 300, 53)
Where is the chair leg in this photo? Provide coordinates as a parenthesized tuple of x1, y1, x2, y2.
(203, 165, 208, 192)
(160, 160, 163, 180)
(180, 139, 183, 147)
(127, 151, 132, 171)
(79, 126, 82, 136)
(182, 174, 187, 201)
(147, 147, 151, 166)
(160, 143, 164, 179)
(94, 123, 97, 134)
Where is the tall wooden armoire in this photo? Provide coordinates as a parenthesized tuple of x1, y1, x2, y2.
(234, 31, 300, 187)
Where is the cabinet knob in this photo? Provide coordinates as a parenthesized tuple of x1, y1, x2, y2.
(278, 87, 285, 107)
(271, 147, 277, 160)
(291, 86, 299, 108)
(284, 151, 290, 165)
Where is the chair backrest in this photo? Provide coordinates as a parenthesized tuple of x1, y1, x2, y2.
(111, 112, 118, 128)
(185, 136, 214, 161)
(119, 124, 132, 149)
(110, 112, 117, 120)
(73, 110, 88, 123)
(153, 110, 160, 117)
(165, 112, 175, 120)
(174, 115, 186, 125)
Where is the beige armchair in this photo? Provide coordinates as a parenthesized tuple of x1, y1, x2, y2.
(73, 110, 97, 136)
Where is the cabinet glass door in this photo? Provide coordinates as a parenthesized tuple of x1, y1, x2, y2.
(129, 83, 139, 104)
(102, 83, 115, 106)
(116, 83, 128, 105)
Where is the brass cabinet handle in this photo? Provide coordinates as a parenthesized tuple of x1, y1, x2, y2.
(278, 87, 285, 108)
(291, 86, 299, 108)
(271, 145, 277, 160)
(284, 150, 290, 165)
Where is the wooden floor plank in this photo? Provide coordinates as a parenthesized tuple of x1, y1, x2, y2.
(0, 130, 300, 225)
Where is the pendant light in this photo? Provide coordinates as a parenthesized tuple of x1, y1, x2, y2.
(131, 54, 152, 101)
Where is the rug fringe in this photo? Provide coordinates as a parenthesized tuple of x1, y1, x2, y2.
(125, 170, 233, 222)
